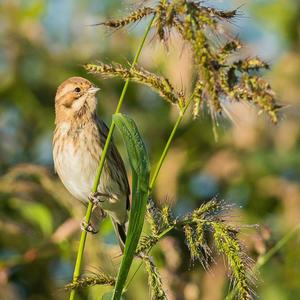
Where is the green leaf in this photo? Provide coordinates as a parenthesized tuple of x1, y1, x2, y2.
(112, 113, 150, 300)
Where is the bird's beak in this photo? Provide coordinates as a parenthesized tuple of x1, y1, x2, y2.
(88, 86, 100, 94)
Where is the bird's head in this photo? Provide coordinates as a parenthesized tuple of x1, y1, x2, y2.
(55, 77, 100, 122)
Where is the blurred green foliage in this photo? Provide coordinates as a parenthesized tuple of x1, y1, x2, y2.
(1, 0, 300, 299)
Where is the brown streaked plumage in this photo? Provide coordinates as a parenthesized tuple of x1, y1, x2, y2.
(53, 77, 130, 249)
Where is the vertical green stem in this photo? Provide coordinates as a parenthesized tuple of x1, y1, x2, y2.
(149, 114, 183, 191)
(149, 96, 193, 191)
(124, 95, 194, 291)
(69, 14, 155, 300)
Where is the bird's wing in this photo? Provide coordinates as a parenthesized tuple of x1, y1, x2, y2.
(96, 118, 131, 210)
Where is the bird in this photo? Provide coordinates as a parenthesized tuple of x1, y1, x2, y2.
(52, 76, 130, 250)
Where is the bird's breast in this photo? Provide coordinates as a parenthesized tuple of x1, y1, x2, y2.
(53, 123, 101, 202)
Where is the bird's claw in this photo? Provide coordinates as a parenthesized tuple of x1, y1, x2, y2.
(80, 220, 98, 234)
(88, 192, 107, 206)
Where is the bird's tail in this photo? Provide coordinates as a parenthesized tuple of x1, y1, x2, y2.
(111, 219, 127, 252)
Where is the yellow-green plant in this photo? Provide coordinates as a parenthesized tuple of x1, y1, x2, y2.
(68, 1, 281, 300)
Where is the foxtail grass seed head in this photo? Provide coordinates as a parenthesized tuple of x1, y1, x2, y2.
(136, 235, 159, 254)
(161, 205, 173, 227)
(146, 198, 161, 236)
(65, 273, 115, 290)
(84, 63, 183, 106)
(86, 0, 280, 124)
(212, 222, 254, 299)
(184, 224, 201, 261)
(192, 80, 204, 118)
(141, 196, 254, 299)
(219, 40, 242, 59)
(80, 4, 281, 297)
(144, 256, 167, 300)
(95, 7, 155, 28)
(152, 0, 279, 123)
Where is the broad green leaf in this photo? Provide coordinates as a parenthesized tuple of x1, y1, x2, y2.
(112, 113, 150, 300)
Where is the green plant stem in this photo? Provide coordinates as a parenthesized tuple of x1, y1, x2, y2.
(149, 115, 183, 192)
(125, 96, 194, 291)
(149, 97, 193, 191)
(69, 14, 155, 300)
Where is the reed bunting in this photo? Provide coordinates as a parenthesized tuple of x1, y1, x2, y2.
(53, 77, 130, 249)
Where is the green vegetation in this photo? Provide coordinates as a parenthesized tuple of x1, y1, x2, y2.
(1, 1, 300, 300)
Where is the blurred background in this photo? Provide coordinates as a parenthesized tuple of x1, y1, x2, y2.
(1, 0, 300, 299)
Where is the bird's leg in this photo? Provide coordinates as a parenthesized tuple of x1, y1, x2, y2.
(80, 219, 98, 234)
(83, 192, 113, 233)
(80, 207, 106, 234)
(95, 207, 107, 219)
(88, 192, 110, 206)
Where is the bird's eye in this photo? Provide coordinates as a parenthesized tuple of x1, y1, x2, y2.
(74, 87, 81, 93)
